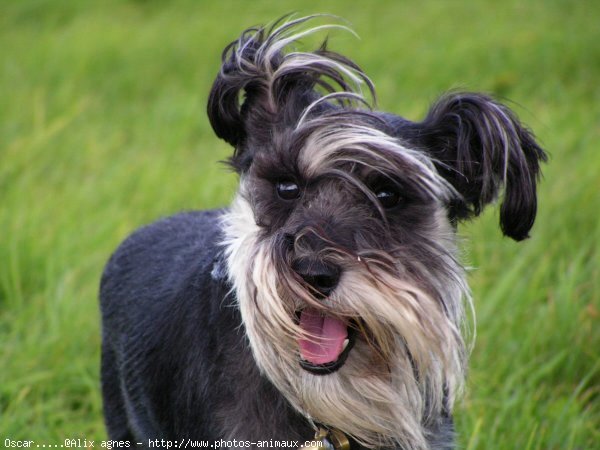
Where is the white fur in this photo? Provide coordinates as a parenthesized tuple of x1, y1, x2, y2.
(222, 184, 470, 449)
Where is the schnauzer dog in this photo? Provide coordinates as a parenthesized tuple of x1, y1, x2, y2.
(100, 16, 546, 450)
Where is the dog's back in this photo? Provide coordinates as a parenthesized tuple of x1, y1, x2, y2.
(100, 210, 225, 439)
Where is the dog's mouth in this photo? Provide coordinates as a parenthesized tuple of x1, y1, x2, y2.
(296, 307, 356, 375)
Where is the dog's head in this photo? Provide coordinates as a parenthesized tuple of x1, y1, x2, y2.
(210, 16, 546, 448)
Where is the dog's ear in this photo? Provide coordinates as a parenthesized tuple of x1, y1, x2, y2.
(206, 27, 315, 171)
(207, 17, 375, 173)
(391, 93, 547, 241)
(207, 29, 264, 150)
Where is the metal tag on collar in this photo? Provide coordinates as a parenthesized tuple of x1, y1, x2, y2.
(300, 427, 350, 450)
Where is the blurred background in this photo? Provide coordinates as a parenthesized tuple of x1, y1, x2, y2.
(1, 0, 598, 448)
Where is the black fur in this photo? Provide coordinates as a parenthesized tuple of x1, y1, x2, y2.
(383, 93, 547, 240)
(100, 211, 314, 442)
(207, 16, 374, 173)
(101, 16, 546, 449)
(207, 17, 545, 240)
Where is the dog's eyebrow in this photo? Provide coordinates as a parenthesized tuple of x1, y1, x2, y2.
(251, 147, 304, 182)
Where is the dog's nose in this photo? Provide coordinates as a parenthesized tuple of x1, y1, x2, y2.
(292, 258, 341, 298)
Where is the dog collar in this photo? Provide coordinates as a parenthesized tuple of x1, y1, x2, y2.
(300, 427, 350, 450)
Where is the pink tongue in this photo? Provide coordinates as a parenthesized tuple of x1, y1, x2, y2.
(298, 307, 348, 365)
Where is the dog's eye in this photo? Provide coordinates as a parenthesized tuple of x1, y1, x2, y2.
(276, 181, 301, 200)
(375, 187, 401, 208)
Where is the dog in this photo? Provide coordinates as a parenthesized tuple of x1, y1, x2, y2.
(100, 15, 546, 450)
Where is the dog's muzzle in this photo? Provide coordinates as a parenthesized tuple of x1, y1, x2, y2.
(291, 257, 355, 374)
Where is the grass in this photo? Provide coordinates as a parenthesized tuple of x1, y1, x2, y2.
(1, 0, 598, 448)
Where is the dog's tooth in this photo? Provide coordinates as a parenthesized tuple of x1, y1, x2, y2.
(343, 339, 349, 350)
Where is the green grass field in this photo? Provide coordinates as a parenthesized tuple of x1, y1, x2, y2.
(1, 0, 598, 448)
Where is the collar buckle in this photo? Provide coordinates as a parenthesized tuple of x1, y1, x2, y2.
(300, 427, 350, 450)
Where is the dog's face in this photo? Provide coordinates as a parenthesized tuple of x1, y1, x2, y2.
(209, 16, 546, 449)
